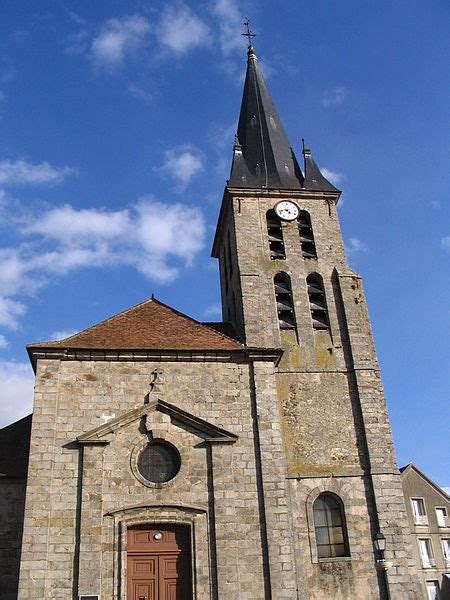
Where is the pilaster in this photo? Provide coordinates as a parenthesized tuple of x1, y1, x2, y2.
(77, 443, 107, 597)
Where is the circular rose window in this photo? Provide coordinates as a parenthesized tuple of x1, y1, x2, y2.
(137, 441, 181, 483)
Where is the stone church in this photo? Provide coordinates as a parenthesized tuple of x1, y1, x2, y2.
(0, 44, 422, 599)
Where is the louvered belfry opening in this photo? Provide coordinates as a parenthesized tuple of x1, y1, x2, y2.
(307, 273, 329, 330)
(274, 273, 296, 330)
(266, 210, 286, 260)
(298, 211, 317, 259)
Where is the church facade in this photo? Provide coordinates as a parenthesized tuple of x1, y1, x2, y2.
(2, 45, 422, 599)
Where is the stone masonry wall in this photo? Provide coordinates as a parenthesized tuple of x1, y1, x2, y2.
(217, 188, 422, 598)
(18, 357, 274, 600)
(0, 479, 26, 600)
(290, 475, 379, 599)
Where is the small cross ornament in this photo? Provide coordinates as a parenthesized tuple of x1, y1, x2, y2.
(242, 19, 255, 47)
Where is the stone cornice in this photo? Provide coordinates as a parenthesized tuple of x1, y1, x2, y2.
(27, 346, 283, 372)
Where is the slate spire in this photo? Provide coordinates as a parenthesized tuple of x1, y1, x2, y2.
(302, 140, 339, 192)
(228, 45, 339, 194)
(228, 45, 304, 190)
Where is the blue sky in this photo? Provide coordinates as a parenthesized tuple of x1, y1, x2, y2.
(1, 1, 449, 488)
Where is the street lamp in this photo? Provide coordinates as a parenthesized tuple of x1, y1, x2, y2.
(373, 532, 391, 600)
(373, 532, 387, 558)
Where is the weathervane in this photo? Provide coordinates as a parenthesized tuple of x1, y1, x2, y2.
(242, 19, 255, 47)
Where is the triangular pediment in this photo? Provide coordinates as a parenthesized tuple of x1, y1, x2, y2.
(76, 399, 238, 445)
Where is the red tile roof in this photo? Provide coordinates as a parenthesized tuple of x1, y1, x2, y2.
(28, 298, 242, 351)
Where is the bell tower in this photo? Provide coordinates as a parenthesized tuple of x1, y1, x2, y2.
(212, 43, 421, 599)
(212, 43, 344, 358)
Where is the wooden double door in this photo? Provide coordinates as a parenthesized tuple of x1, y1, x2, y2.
(127, 525, 192, 600)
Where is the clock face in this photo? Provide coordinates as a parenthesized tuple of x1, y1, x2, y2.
(274, 201, 299, 221)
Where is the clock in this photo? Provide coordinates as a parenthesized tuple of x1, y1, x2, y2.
(274, 200, 299, 221)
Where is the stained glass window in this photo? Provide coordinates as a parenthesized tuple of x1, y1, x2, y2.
(137, 442, 181, 483)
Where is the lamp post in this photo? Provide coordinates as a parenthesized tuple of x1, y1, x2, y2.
(373, 532, 391, 600)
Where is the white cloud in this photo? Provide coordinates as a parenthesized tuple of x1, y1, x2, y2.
(133, 199, 204, 259)
(0, 198, 205, 332)
(321, 168, 345, 186)
(159, 147, 204, 185)
(441, 236, 450, 251)
(91, 15, 151, 69)
(0, 296, 26, 329)
(156, 3, 210, 55)
(0, 361, 34, 427)
(345, 237, 368, 255)
(49, 329, 79, 341)
(0, 334, 7, 348)
(128, 82, 153, 104)
(322, 86, 348, 107)
(0, 248, 46, 296)
(23, 204, 129, 242)
(211, 0, 246, 55)
(443, 486, 450, 495)
(203, 303, 222, 318)
(0, 159, 75, 186)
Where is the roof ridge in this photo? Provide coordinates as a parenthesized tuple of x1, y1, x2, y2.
(30, 296, 236, 347)
(26, 296, 244, 353)
(132, 298, 243, 346)
(400, 463, 449, 500)
(30, 296, 159, 347)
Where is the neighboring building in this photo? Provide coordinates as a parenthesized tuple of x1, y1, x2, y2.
(1, 45, 423, 599)
(401, 464, 450, 599)
(0, 415, 32, 600)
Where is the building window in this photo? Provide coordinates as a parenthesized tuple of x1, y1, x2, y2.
(436, 507, 448, 528)
(313, 493, 349, 559)
(411, 498, 428, 525)
(441, 538, 450, 567)
(426, 581, 440, 600)
(418, 538, 436, 568)
(274, 273, 296, 330)
(298, 211, 317, 258)
(137, 441, 181, 484)
(307, 274, 329, 330)
(267, 210, 286, 260)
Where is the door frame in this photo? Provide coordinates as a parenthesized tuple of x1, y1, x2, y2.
(108, 504, 211, 600)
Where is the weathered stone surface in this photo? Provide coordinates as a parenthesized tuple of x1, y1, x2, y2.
(0, 479, 26, 600)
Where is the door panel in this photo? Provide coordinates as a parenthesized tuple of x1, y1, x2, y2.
(127, 556, 157, 600)
(164, 580, 178, 600)
(132, 557, 157, 576)
(127, 526, 192, 600)
(132, 580, 156, 600)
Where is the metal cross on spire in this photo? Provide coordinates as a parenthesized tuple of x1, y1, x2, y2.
(242, 19, 255, 47)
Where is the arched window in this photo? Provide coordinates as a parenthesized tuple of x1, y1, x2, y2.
(274, 273, 296, 330)
(298, 211, 317, 259)
(307, 273, 329, 330)
(313, 493, 349, 558)
(267, 210, 286, 260)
